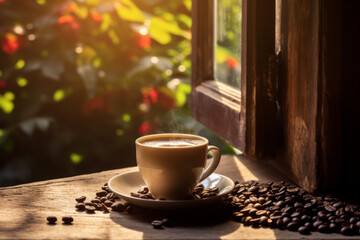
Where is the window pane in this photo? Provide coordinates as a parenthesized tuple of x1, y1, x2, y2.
(214, 0, 242, 88)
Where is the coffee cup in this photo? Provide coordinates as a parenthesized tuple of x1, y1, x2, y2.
(135, 133, 221, 200)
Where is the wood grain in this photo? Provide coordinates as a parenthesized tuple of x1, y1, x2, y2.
(0, 155, 355, 239)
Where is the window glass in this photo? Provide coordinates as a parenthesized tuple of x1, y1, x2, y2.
(214, 0, 242, 88)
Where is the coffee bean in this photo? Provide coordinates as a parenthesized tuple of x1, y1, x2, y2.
(47, 216, 57, 224)
(340, 226, 353, 236)
(75, 202, 85, 211)
(85, 205, 95, 213)
(325, 205, 336, 213)
(100, 197, 107, 203)
(248, 186, 259, 193)
(290, 212, 301, 218)
(151, 220, 163, 229)
(244, 216, 252, 225)
(294, 202, 304, 208)
(304, 222, 312, 229)
(162, 218, 172, 227)
(103, 200, 113, 207)
(75, 196, 86, 203)
(62, 216, 73, 225)
(91, 198, 101, 204)
(287, 222, 299, 231)
(350, 217, 359, 224)
(84, 202, 94, 206)
(298, 226, 310, 235)
(313, 220, 322, 229)
(318, 224, 330, 233)
(254, 203, 263, 209)
(111, 202, 125, 212)
(282, 217, 291, 226)
(255, 210, 267, 217)
(125, 205, 134, 213)
(96, 191, 108, 197)
(250, 218, 260, 226)
(275, 201, 285, 208)
(259, 216, 268, 226)
(330, 223, 339, 232)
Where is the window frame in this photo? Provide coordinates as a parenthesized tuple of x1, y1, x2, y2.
(191, 0, 276, 158)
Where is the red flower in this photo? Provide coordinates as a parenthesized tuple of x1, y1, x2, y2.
(137, 33, 151, 49)
(226, 56, 238, 69)
(138, 122, 152, 135)
(57, 15, 79, 30)
(142, 88, 158, 105)
(90, 12, 103, 22)
(2, 33, 20, 54)
(0, 81, 6, 88)
(82, 96, 105, 115)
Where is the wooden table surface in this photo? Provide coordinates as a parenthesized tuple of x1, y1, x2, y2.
(1, 155, 358, 239)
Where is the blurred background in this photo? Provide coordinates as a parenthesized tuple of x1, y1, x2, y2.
(0, 0, 239, 187)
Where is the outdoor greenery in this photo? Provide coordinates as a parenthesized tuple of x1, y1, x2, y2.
(0, 0, 235, 186)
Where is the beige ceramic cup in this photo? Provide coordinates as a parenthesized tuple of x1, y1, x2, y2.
(135, 133, 221, 200)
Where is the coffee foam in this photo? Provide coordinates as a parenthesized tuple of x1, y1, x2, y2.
(141, 138, 204, 147)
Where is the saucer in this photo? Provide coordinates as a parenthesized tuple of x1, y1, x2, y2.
(108, 170, 234, 209)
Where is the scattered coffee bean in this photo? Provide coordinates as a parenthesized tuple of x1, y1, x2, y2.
(104, 200, 113, 207)
(47, 216, 57, 224)
(96, 191, 108, 197)
(85, 205, 96, 213)
(62, 216, 73, 225)
(125, 205, 134, 213)
(91, 198, 101, 204)
(340, 226, 353, 236)
(151, 220, 163, 229)
(111, 202, 125, 212)
(162, 218, 173, 227)
(298, 226, 310, 235)
(75, 196, 86, 203)
(75, 202, 85, 211)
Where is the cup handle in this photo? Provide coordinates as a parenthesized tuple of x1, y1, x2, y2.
(199, 145, 221, 182)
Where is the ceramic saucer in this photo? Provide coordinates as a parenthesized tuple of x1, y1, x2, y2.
(108, 170, 234, 210)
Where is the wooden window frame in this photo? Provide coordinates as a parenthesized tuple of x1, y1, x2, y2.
(191, 0, 276, 158)
(192, 0, 360, 195)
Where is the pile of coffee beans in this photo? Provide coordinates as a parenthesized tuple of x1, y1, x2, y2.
(130, 184, 219, 200)
(75, 182, 134, 214)
(223, 180, 360, 236)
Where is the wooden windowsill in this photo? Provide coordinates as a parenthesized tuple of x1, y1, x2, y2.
(0, 155, 356, 239)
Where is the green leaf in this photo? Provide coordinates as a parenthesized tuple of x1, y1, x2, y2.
(15, 59, 25, 70)
(108, 30, 120, 44)
(149, 17, 190, 45)
(116, 0, 145, 23)
(184, 0, 191, 11)
(100, 13, 112, 32)
(53, 89, 66, 102)
(0, 94, 14, 114)
(122, 114, 131, 123)
(36, 0, 46, 5)
(17, 77, 28, 87)
(175, 83, 191, 107)
(116, 129, 124, 136)
(178, 14, 192, 28)
(70, 153, 83, 165)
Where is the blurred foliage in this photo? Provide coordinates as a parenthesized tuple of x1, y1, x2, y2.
(0, 0, 235, 186)
(215, 0, 242, 88)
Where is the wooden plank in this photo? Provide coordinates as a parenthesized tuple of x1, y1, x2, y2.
(0, 155, 356, 239)
(275, 0, 321, 192)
